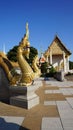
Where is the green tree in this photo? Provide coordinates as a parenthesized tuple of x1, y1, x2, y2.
(28, 46, 38, 64)
(69, 61, 73, 69)
(48, 65, 56, 77)
(7, 45, 18, 62)
(40, 62, 48, 74)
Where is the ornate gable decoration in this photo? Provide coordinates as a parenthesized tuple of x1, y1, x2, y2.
(45, 35, 71, 56)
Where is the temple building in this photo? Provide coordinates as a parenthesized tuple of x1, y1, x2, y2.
(44, 35, 71, 73)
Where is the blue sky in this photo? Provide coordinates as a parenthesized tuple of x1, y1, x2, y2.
(0, 0, 73, 61)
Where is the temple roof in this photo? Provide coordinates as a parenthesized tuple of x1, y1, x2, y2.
(44, 35, 71, 56)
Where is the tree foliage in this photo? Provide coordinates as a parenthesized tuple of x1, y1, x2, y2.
(28, 46, 38, 64)
(69, 61, 73, 69)
(40, 62, 48, 74)
(7, 46, 18, 62)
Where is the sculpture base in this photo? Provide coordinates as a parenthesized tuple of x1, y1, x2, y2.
(10, 94, 39, 109)
(9, 80, 42, 109)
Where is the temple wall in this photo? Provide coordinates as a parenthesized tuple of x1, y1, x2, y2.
(48, 54, 70, 73)
(52, 55, 63, 65)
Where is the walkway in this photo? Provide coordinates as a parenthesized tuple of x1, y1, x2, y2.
(0, 78, 73, 130)
(42, 78, 73, 130)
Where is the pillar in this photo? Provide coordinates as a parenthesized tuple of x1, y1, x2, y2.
(46, 55, 48, 62)
(50, 49, 52, 65)
(63, 51, 66, 73)
(67, 56, 69, 72)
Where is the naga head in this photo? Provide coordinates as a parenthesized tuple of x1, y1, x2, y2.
(18, 23, 30, 59)
(24, 35, 30, 59)
(19, 34, 30, 59)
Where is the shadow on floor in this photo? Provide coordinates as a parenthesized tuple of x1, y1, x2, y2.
(0, 117, 29, 130)
(44, 77, 49, 81)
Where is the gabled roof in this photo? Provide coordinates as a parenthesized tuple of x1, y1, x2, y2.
(45, 35, 71, 56)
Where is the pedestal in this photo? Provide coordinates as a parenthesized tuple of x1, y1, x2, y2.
(10, 94, 39, 109)
(9, 80, 42, 109)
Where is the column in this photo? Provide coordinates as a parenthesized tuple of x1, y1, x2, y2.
(46, 55, 48, 62)
(63, 51, 66, 73)
(67, 56, 69, 72)
(50, 49, 52, 65)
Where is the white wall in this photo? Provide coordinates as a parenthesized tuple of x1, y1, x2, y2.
(48, 55, 69, 73)
(52, 55, 63, 65)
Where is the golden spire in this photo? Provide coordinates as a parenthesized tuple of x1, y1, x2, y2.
(26, 22, 29, 39)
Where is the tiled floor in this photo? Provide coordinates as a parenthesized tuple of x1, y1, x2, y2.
(42, 117, 63, 130)
(42, 78, 73, 130)
(0, 78, 73, 130)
